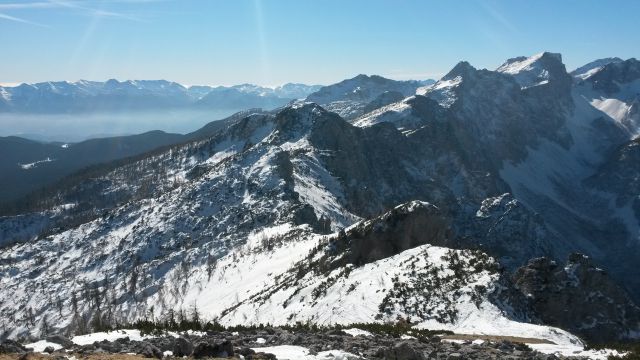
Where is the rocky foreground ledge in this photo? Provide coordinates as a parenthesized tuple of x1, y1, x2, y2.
(0, 327, 625, 360)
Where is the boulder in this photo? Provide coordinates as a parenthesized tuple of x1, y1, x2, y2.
(380, 341, 425, 360)
(0, 339, 29, 354)
(192, 340, 234, 358)
(137, 341, 163, 359)
(173, 337, 194, 357)
(45, 335, 74, 348)
(236, 347, 256, 356)
(249, 352, 277, 360)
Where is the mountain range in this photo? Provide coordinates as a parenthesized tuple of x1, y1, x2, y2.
(1, 53, 640, 349)
(0, 80, 322, 113)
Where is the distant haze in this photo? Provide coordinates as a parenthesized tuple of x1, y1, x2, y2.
(0, 109, 241, 142)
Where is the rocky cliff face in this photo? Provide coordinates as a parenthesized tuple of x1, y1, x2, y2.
(355, 53, 640, 303)
(512, 254, 640, 342)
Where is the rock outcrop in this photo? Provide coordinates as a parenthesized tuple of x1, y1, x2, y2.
(513, 253, 640, 342)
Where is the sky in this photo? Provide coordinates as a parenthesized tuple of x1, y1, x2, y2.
(0, 0, 639, 87)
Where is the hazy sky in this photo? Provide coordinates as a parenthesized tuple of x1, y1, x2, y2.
(1, 0, 639, 86)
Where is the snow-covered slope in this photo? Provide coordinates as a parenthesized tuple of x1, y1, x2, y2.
(573, 58, 640, 135)
(353, 95, 444, 131)
(0, 200, 585, 348)
(177, 218, 583, 348)
(496, 52, 565, 89)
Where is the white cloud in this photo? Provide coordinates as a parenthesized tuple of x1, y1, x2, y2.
(0, 12, 49, 27)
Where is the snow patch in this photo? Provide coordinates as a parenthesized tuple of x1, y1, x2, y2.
(528, 343, 625, 359)
(24, 340, 63, 353)
(19, 157, 55, 170)
(71, 329, 148, 345)
(417, 76, 462, 107)
(343, 328, 373, 337)
(250, 345, 360, 360)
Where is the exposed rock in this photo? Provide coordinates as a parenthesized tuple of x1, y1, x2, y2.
(513, 253, 640, 342)
(137, 341, 163, 359)
(173, 336, 193, 357)
(249, 352, 278, 360)
(236, 346, 256, 356)
(0, 339, 28, 354)
(192, 340, 234, 358)
(380, 341, 425, 360)
(45, 335, 74, 348)
(340, 201, 454, 266)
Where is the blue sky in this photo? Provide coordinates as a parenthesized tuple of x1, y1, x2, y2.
(1, 0, 638, 86)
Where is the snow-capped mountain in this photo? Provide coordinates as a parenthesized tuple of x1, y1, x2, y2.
(574, 58, 640, 134)
(304, 75, 432, 119)
(352, 52, 640, 302)
(570, 57, 624, 80)
(0, 80, 321, 113)
(1, 53, 640, 347)
(495, 52, 567, 89)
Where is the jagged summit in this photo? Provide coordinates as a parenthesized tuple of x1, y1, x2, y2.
(443, 60, 477, 80)
(496, 52, 567, 89)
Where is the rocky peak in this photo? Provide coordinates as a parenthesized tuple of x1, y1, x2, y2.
(571, 57, 624, 80)
(305, 74, 421, 106)
(587, 58, 640, 94)
(270, 102, 337, 143)
(512, 253, 640, 342)
(444, 61, 476, 80)
(496, 52, 570, 90)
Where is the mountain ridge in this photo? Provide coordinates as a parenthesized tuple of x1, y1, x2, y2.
(1, 53, 640, 347)
(0, 80, 322, 114)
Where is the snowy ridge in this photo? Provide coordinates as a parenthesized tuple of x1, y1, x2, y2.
(161, 222, 582, 348)
(353, 98, 416, 129)
(19, 157, 55, 170)
(304, 75, 424, 119)
(416, 76, 462, 107)
(0, 104, 362, 339)
(496, 52, 561, 89)
(0, 80, 321, 113)
(571, 57, 624, 80)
